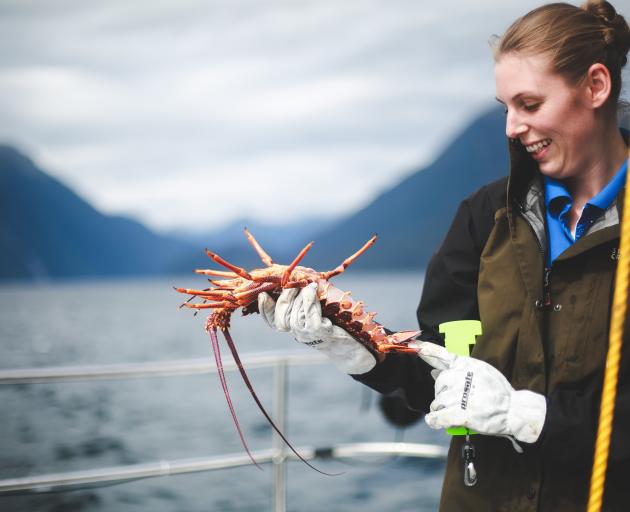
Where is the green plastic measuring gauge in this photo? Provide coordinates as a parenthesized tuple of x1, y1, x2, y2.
(438, 320, 482, 436)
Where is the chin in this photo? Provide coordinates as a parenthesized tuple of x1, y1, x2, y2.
(537, 160, 565, 180)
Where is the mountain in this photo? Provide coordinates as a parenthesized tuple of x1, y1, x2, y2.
(304, 105, 509, 270)
(0, 105, 509, 280)
(170, 217, 336, 255)
(0, 146, 197, 280)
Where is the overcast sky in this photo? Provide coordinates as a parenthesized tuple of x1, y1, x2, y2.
(2, 0, 629, 232)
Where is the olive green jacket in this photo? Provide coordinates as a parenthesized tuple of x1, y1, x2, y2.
(356, 138, 630, 511)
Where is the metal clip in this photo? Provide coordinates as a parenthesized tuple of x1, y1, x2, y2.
(462, 433, 477, 487)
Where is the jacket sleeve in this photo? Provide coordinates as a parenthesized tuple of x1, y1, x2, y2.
(352, 179, 507, 412)
(416, 180, 504, 338)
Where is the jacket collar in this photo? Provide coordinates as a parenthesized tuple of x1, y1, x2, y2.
(506, 138, 540, 209)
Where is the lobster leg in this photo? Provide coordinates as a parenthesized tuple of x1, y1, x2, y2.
(374, 341, 418, 353)
(234, 282, 277, 303)
(208, 327, 262, 469)
(222, 329, 337, 476)
(322, 234, 378, 279)
(204, 249, 254, 280)
(209, 279, 236, 288)
(194, 269, 238, 278)
(177, 287, 210, 309)
(281, 241, 315, 287)
(174, 287, 236, 300)
(183, 302, 236, 309)
(244, 228, 274, 267)
(281, 279, 312, 289)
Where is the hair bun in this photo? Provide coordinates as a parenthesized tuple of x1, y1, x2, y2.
(583, 0, 617, 24)
(582, 0, 630, 63)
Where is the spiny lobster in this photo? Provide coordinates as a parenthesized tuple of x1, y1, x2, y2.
(175, 228, 420, 473)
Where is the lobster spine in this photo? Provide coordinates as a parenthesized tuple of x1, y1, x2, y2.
(316, 280, 418, 353)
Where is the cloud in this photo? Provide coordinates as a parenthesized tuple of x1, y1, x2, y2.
(4, 0, 620, 232)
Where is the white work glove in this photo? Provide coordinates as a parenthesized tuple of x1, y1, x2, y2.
(411, 341, 546, 449)
(258, 283, 377, 375)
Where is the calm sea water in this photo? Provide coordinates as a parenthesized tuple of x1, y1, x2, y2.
(0, 272, 448, 511)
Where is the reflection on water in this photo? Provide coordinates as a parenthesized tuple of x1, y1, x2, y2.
(0, 272, 448, 511)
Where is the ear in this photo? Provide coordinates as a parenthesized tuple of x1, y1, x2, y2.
(585, 63, 612, 109)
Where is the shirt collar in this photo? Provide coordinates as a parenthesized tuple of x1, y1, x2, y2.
(544, 158, 628, 213)
(589, 159, 627, 210)
(544, 177, 570, 210)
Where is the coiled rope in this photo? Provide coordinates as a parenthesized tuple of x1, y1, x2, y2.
(587, 151, 630, 511)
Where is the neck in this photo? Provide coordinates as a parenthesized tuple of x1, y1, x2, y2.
(565, 120, 627, 209)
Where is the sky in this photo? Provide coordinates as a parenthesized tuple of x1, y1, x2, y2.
(2, 0, 630, 233)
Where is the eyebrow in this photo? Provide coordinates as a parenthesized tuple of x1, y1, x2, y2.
(495, 92, 541, 104)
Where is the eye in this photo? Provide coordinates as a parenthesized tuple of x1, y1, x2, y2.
(523, 102, 541, 112)
(503, 107, 508, 115)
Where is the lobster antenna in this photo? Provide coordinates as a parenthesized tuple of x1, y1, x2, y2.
(223, 329, 341, 476)
(208, 328, 262, 470)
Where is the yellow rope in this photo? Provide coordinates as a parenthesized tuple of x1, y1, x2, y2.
(587, 150, 630, 511)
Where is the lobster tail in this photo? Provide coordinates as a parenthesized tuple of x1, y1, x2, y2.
(317, 281, 420, 353)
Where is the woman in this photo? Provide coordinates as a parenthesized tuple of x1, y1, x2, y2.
(258, 1, 630, 509)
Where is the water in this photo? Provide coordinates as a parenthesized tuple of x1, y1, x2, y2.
(0, 272, 448, 511)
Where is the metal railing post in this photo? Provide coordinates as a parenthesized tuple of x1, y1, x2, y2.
(272, 359, 288, 512)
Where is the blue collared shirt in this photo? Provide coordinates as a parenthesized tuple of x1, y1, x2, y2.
(545, 159, 627, 265)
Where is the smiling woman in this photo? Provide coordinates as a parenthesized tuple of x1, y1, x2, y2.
(256, 1, 630, 511)
(494, 1, 629, 233)
(495, 54, 628, 231)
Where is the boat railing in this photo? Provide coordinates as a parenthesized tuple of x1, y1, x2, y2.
(0, 351, 447, 512)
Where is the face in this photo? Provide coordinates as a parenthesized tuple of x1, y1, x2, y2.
(495, 52, 597, 181)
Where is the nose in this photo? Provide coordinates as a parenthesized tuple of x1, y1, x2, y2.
(505, 109, 528, 139)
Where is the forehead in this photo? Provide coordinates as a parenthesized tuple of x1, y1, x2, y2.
(494, 53, 564, 101)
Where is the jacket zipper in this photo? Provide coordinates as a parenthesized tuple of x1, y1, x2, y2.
(516, 201, 552, 309)
(543, 266, 552, 308)
(516, 201, 545, 254)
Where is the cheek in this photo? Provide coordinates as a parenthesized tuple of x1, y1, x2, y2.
(557, 97, 593, 141)
(542, 104, 592, 147)
(565, 116, 595, 148)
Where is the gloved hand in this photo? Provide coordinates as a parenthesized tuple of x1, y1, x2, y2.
(258, 283, 377, 375)
(410, 341, 546, 446)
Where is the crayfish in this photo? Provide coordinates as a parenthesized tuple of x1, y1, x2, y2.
(175, 228, 419, 472)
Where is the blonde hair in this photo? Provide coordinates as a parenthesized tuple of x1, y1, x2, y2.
(494, 1, 630, 111)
